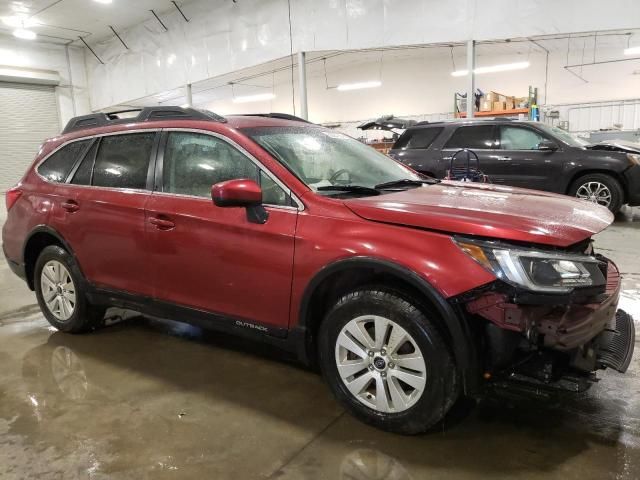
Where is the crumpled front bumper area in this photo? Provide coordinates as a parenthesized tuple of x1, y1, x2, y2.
(466, 259, 635, 382)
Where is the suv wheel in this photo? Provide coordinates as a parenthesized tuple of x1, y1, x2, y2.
(318, 287, 457, 434)
(34, 246, 105, 333)
(569, 173, 624, 213)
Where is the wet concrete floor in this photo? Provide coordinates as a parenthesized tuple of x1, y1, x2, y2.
(0, 208, 639, 479)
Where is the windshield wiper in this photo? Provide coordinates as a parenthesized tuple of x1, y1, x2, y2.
(374, 178, 440, 190)
(316, 185, 381, 196)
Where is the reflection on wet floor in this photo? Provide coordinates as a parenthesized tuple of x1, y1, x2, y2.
(0, 206, 638, 479)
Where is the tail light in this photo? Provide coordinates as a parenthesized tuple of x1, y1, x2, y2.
(5, 186, 22, 212)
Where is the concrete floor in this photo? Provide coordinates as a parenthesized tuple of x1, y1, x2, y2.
(1, 208, 639, 480)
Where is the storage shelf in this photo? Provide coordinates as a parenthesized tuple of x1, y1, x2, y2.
(457, 108, 529, 118)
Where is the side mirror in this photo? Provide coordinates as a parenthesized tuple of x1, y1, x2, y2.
(211, 179, 268, 224)
(538, 139, 558, 151)
(212, 178, 262, 207)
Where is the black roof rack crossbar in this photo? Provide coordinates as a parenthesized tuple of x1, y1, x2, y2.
(62, 106, 226, 134)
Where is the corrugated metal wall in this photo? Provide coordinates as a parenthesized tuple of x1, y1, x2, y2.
(544, 98, 640, 134)
(0, 82, 60, 192)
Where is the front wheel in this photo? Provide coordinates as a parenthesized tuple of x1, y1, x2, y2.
(568, 173, 624, 213)
(318, 287, 458, 434)
(34, 245, 105, 333)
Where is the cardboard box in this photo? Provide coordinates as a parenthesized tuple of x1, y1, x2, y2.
(480, 99, 492, 112)
(493, 101, 506, 111)
(484, 91, 500, 103)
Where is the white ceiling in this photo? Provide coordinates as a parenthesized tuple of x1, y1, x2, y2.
(0, 0, 189, 44)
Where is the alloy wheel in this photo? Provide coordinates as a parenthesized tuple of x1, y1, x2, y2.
(575, 181, 612, 207)
(334, 315, 427, 413)
(41, 260, 76, 321)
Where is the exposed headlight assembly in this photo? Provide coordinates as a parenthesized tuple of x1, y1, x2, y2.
(627, 153, 640, 166)
(455, 238, 606, 293)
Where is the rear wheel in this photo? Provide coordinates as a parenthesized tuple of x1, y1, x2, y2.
(568, 173, 624, 213)
(34, 246, 105, 333)
(318, 287, 457, 434)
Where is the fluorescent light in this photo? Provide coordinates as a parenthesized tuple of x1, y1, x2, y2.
(336, 81, 382, 91)
(93, 0, 113, 4)
(451, 61, 530, 76)
(232, 93, 275, 103)
(624, 46, 640, 56)
(13, 28, 36, 40)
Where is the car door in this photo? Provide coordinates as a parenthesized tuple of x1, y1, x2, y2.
(145, 130, 298, 330)
(496, 124, 564, 190)
(439, 125, 508, 183)
(49, 131, 157, 297)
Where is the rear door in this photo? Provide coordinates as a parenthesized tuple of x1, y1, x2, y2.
(496, 125, 565, 191)
(440, 125, 508, 183)
(50, 131, 157, 296)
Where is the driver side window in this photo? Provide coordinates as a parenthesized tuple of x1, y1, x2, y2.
(499, 126, 545, 150)
(162, 132, 290, 206)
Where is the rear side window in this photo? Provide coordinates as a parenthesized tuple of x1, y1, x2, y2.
(162, 132, 259, 198)
(394, 128, 443, 150)
(70, 141, 98, 185)
(92, 133, 155, 189)
(444, 125, 495, 149)
(37, 139, 91, 182)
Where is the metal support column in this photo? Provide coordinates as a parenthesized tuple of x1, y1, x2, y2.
(297, 51, 308, 120)
(185, 83, 193, 107)
(466, 39, 475, 118)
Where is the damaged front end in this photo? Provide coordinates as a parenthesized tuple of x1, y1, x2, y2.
(454, 238, 635, 394)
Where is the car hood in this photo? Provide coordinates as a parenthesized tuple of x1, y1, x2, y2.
(586, 139, 640, 154)
(344, 182, 614, 247)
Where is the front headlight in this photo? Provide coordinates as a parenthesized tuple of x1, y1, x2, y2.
(456, 238, 606, 293)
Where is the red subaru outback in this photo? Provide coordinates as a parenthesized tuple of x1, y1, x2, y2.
(2, 107, 635, 434)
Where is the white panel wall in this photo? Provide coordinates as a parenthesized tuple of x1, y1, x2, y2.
(0, 35, 90, 128)
(86, 0, 640, 111)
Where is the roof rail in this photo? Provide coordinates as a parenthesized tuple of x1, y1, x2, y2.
(229, 113, 312, 123)
(61, 106, 226, 134)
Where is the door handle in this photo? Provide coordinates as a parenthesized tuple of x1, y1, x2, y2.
(497, 156, 511, 161)
(61, 200, 79, 212)
(149, 216, 175, 230)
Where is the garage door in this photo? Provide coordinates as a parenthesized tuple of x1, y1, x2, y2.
(0, 82, 60, 193)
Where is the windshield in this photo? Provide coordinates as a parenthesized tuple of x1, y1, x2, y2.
(536, 123, 589, 148)
(242, 126, 421, 195)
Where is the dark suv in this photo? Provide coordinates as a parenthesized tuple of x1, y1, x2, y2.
(389, 119, 640, 212)
(2, 107, 635, 434)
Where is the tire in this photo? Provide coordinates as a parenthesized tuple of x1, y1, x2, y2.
(568, 173, 624, 213)
(34, 245, 105, 333)
(318, 287, 458, 435)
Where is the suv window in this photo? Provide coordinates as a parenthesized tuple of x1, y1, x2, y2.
(163, 132, 291, 204)
(92, 133, 155, 189)
(444, 125, 495, 149)
(394, 128, 443, 150)
(70, 140, 98, 185)
(37, 139, 91, 182)
(499, 126, 545, 150)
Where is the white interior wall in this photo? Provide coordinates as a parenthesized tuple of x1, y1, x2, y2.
(199, 42, 640, 128)
(0, 35, 90, 128)
(86, 0, 640, 111)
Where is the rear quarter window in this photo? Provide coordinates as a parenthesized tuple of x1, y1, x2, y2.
(394, 128, 443, 150)
(37, 139, 92, 182)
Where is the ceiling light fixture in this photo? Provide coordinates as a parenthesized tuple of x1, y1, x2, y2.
(232, 92, 275, 103)
(336, 80, 382, 91)
(624, 46, 640, 56)
(13, 28, 36, 40)
(451, 61, 530, 77)
(93, 0, 113, 4)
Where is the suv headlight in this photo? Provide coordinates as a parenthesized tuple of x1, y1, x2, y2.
(455, 238, 606, 293)
(627, 153, 640, 166)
